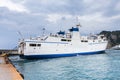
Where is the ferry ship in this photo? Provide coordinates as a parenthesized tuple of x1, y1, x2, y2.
(18, 24, 108, 59)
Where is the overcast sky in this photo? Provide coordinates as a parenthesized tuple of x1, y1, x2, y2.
(0, 0, 120, 49)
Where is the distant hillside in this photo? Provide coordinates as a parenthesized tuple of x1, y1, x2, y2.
(100, 30, 120, 48)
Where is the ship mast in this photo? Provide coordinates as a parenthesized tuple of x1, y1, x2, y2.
(76, 17, 81, 27)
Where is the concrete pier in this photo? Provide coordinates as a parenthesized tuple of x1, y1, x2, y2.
(0, 54, 23, 80)
(0, 49, 18, 55)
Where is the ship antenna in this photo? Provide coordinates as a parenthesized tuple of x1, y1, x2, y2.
(42, 28, 45, 36)
(18, 31, 24, 39)
(76, 17, 82, 27)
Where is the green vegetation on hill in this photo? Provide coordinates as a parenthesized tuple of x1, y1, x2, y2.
(100, 30, 120, 48)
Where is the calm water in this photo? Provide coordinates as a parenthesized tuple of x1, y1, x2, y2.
(10, 50, 120, 80)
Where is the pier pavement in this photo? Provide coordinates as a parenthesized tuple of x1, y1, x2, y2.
(0, 54, 23, 80)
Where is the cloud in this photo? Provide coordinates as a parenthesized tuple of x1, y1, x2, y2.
(46, 14, 72, 23)
(0, 0, 120, 49)
(114, 1, 120, 11)
(24, 0, 67, 14)
(0, 7, 48, 37)
(0, 0, 29, 12)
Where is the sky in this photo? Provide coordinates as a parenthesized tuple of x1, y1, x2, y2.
(0, 0, 120, 49)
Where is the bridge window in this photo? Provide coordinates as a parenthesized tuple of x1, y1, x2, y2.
(61, 39, 71, 42)
(81, 40, 88, 42)
(37, 44, 41, 46)
(68, 40, 71, 42)
(29, 44, 36, 47)
(61, 39, 67, 41)
(29, 44, 41, 47)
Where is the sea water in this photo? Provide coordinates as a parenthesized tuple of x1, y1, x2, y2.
(10, 50, 120, 80)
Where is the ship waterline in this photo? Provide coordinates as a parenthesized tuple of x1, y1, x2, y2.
(20, 50, 105, 59)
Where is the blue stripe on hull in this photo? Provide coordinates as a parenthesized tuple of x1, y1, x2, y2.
(20, 53, 77, 59)
(78, 50, 105, 55)
(20, 50, 105, 59)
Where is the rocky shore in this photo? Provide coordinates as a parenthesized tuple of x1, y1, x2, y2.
(100, 30, 120, 48)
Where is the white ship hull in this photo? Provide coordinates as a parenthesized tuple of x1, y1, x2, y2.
(18, 26, 108, 59)
(20, 51, 105, 59)
(19, 40, 107, 59)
